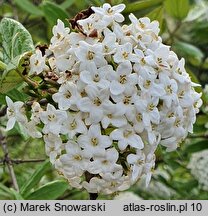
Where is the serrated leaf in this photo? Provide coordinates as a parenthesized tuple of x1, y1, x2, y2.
(41, 1, 69, 28)
(164, 0, 190, 20)
(20, 160, 51, 197)
(0, 18, 34, 64)
(14, 0, 43, 16)
(25, 180, 68, 200)
(124, 0, 164, 13)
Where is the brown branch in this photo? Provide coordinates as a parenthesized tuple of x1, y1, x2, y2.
(0, 158, 46, 165)
(0, 131, 19, 192)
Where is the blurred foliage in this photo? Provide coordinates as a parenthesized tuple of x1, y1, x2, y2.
(0, 0, 208, 200)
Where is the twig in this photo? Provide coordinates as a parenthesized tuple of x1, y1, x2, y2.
(0, 131, 19, 192)
(0, 158, 46, 165)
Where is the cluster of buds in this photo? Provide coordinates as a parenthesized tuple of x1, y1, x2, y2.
(5, 3, 202, 194)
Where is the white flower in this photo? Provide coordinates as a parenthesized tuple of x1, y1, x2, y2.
(108, 61, 137, 95)
(101, 104, 127, 129)
(75, 41, 107, 68)
(110, 124, 144, 150)
(88, 148, 120, 174)
(160, 74, 178, 107)
(134, 96, 160, 127)
(60, 141, 91, 176)
(102, 31, 117, 54)
(92, 3, 125, 25)
(113, 42, 137, 63)
(24, 121, 42, 138)
(60, 112, 87, 138)
(137, 70, 165, 97)
(127, 150, 145, 182)
(40, 104, 67, 135)
(51, 19, 70, 45)
(31, 102, 43, 123)
(78, 85, 113, 124)
(78, 124, 112, 156)
(52, 82, 80, 111)
(82, 177, 105, 194)
(5, 96, 27, 131)
(44, 133, 63, 163)
(80, 62, 111, 89)
(29, 49, 48, 75)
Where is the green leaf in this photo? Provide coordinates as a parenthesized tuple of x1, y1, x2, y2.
(164, 0, 190, 20)
(14, 0, 43, 16)
(0, 183, 13, 195)
(124, 0, 164, 13)
(146, 6, 164, 28)
(10, 188, 24, 200)
(0, 52, 31, 93)
(41, 1, 69, 28)
(185, 140, 208, 153)
(25, 180, 68, 200)
(20, 160, 51, 197)
(173, 41, 204, 66)
(60, 0, 76, 10)
(0, 88, 29, 105)
(0, 18, 34, 64)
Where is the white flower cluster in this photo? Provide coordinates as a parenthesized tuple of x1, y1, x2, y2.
(188, 150, 208, 191)
(5, 3, 202, 194)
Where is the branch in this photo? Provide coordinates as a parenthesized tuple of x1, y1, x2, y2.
(0, 131, 19, 192)
(0, 158, 46, 165)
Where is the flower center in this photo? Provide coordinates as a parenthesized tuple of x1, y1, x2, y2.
(107, 8, 113, 14)
(157, 58, 162, 64)
(144, 80, 151, 88)
(166, 85, 173, 94)
(48, 114, 56, 121)
(64, 90, 72, 99)
(87, 51, 95, 60)
(73, 154, 82, 161)
(178, 91, 185, 99)
(34, 60, 39, 66)
(93, 74, 100, 82)
(91, 137, 98, 146)
(122, 52, 129, 59)
(102, 159, 109, 165)
(148, 103, 155, 111)
(119, 75, 127, 84)
(140, 57, 146, 65)
(139, 20, 145, 29)
(123, 96, 131, 105)
(70, 120, 77, 130)
(174, 119, 181, 127)
(136, 113, 142, 122)
(93, 97, 102, 106)
(123, 130, 132, 138)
